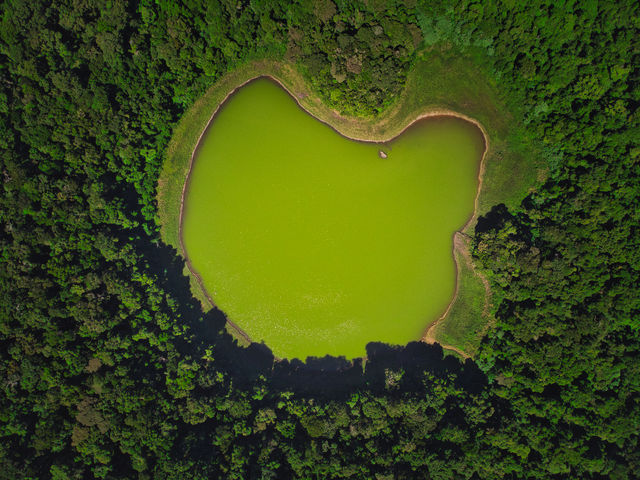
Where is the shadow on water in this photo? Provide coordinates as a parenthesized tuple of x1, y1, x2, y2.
(265, 341, 489, 398)
(363, 341, 487, 394)
(130, 228, 490, 398)
(271, 355, 365, 398)
(174, 244, 488, 395)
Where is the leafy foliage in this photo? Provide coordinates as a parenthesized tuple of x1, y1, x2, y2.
(0, 0, 638, 478)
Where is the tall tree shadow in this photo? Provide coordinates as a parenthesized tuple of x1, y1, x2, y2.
(141, 233, 490, 399)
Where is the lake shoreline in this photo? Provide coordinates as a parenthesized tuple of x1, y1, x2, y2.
(174, 65, 490, 360)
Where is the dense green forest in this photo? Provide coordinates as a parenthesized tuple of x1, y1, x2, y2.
(1, 0, 638, 478)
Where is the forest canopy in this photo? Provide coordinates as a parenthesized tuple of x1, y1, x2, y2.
(0, 0, 638, 479)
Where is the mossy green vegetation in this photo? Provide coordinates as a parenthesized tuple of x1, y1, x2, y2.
(181, 78, 484, 359)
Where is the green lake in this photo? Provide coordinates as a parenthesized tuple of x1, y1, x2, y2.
(182, 78, 484, 359)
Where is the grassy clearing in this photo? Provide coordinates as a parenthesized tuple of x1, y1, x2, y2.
(432, 235, 490, 357)
(156, 52, 543, 355)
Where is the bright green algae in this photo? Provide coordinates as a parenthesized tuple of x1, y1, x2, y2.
(182, 78, 484, 359)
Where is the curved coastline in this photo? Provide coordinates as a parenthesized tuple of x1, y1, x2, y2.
(177, 71, 490, 358)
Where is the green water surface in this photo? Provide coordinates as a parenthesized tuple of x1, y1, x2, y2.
(182, 78, 484, 359)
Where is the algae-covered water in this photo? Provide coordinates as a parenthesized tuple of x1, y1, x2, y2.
(182, 78, 484, 359)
